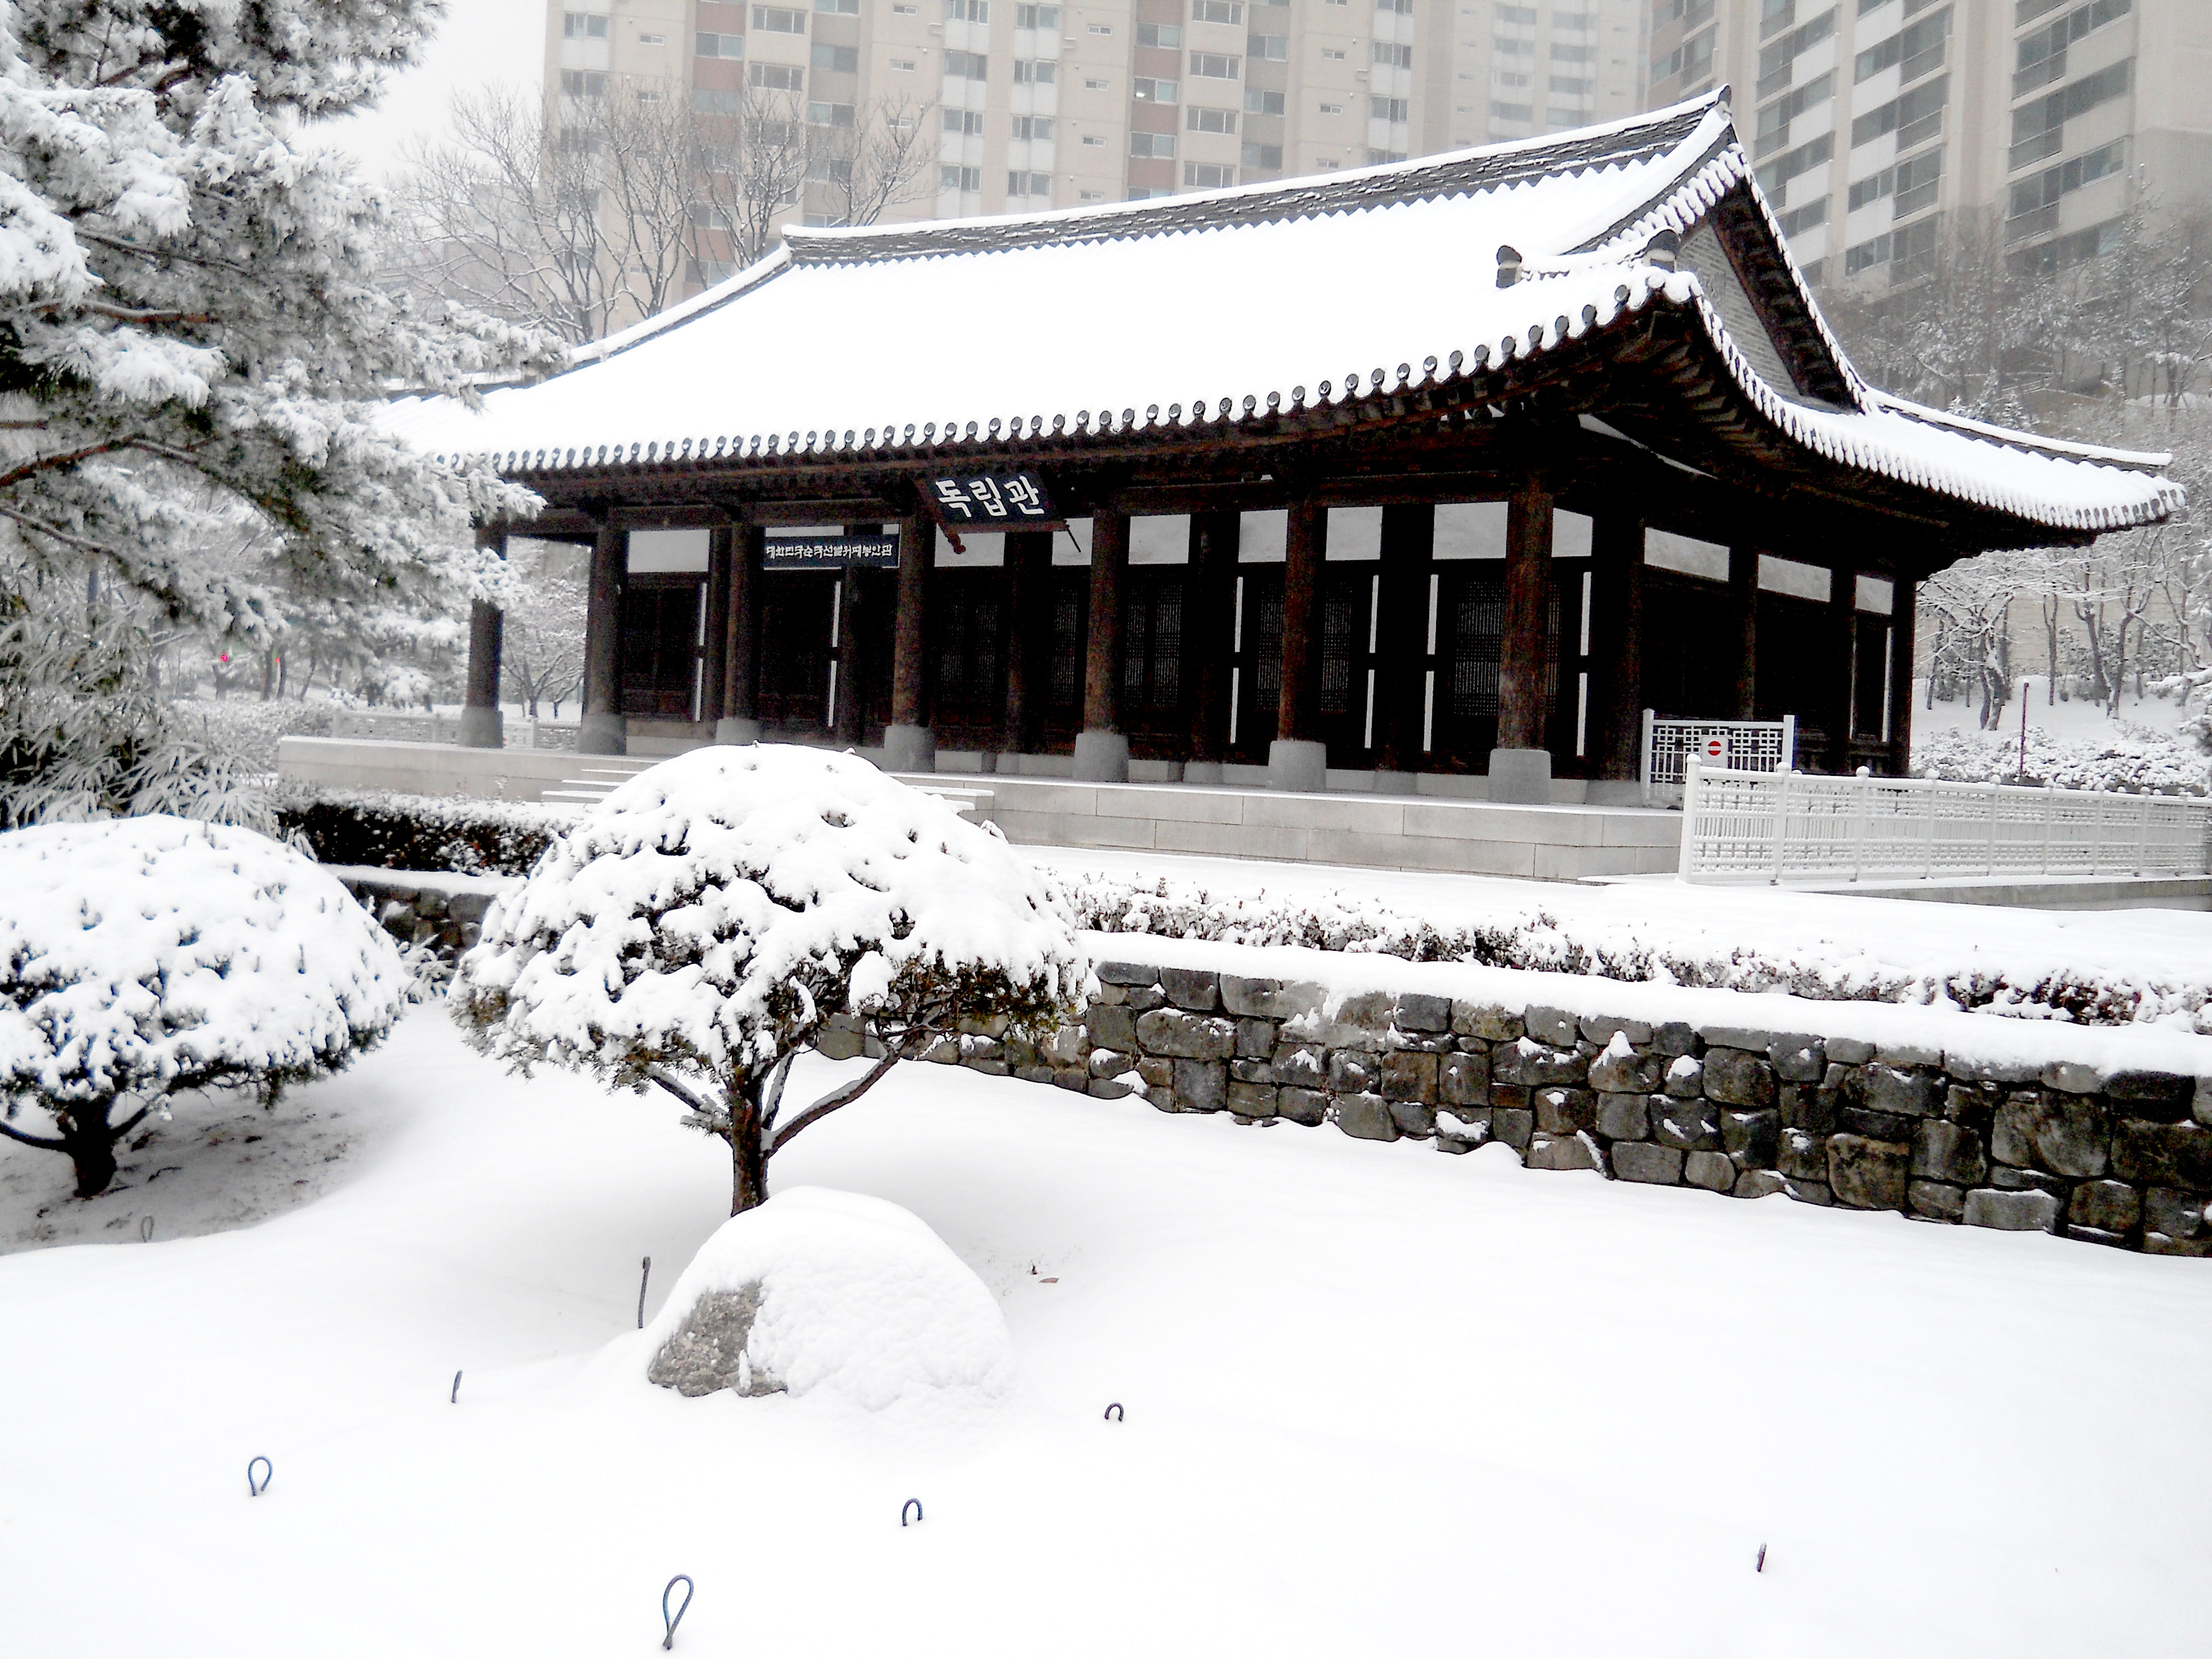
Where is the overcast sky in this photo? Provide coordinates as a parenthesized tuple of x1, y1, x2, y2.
(322, 0, 546, 180)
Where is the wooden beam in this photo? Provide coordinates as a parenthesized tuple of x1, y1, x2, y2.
(1496, 476, 1553, 750)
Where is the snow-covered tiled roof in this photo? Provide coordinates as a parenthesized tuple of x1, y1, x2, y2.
(385, 92, 2179, 538)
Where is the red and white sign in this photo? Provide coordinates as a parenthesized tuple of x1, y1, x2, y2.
(1703, 735, 1726, 760)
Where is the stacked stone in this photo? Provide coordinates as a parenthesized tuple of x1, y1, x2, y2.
(339, 873, 497, 957)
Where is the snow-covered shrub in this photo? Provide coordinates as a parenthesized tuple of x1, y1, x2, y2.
(452, 746, 1089, 1213)
(0, 817, 408, 1197)
(278, 786, 577, 875)
(169, 698, 336, 774)
(1913, 726, 2210, 796)
(644, 1188, 1015, 1408)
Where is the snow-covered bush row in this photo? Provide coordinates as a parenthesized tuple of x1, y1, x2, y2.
(169, 698, 336, 774)
(1913, 726, 2211, 796)
(277, 786, 577, 875)
(1061, 874, 2204, 1027)
(0, 817, 407, 1196)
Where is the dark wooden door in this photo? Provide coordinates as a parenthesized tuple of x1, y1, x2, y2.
(619, 577, 702, 719)
(758, 571, 836, 732)
(1042, 572, 1089, 750)
(1120, 568, 1185, 756)
(1319, 565, 1376, 766)
(932, 569, 1005, 750)
(1231, 566, 1281, 758)
(1428, 565, 1564, 769)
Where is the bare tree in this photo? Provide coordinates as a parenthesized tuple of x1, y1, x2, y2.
(497, 540, 587, 717)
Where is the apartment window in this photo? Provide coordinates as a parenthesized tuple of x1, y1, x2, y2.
(943, 108, 984, 133)
(1185, 161, 1236, 186)
(1248, 33, 1288, 60)
(1780, 199, 1828, 236)
(1493, 70, 1531, 87)
(1651, 29, 1712, 82)
(1188, 105, 1238, 132)
(1191, 0, 1243, 20)
(1554, 8, 1595, 25)
(1891, 147, 1942, 217)
(1013, 59, 1056, 82)
(1654, 0, 1714, 24)
(1497, 3, 1536, 20)
(1550, 74, 1592, 97)
(1080, 189, 1106, 200)
(807, 155, 852, 183)
(1082, 133, 1107, 145)
(1368, 148, 1407, 164)
(947, 0, 988, 18)
(1242, 140, 1283, 168)
(691, 258, 737, 284)
(563, 11, 609, 38)
(1011, 114, 1054, 139)
(559, 69, 607, 96)
(1134, 76, 1179, 101)
(693, 87, 741, 113)
(808, 100, 854, 125)
(1493, 36, 1532, 56)
(1371, 96, 1409, 122)
(1550, 41, 1594, 62)
(2008, 137, 2126, 219)
(1761, 0, 1794, 31)
(696, 30, 744, 57)
(1088, 20, 1114, 33)
(1374, 42, 1413, 68)
(1854, 7, 1949, 85)
(1321, 46, 1348, 60)
(1754, 131, 1832, 195)
(2015, 0, 2129, 98)
(1084, 75, 1110, 88)
(1245, 86, 1286, 113)
(1846, 165, 1892, 211)
(1138, 23, 1182, 46)
(1756, 8, 1834, 98)
(817, 0, 860, 10)
(749, 62, 804, 91)
(1130, 131, 1177, 157)
(638, 32, 666, 44)
(893, 2, 917, 9)
(1755, 71, 1831, 158)
(1490, 100, 1533, 121)
(1851, 75, 1947, 150)
(1319, 100, 1345, 112)
(1008, 170, 1053, 195)
(890, 55, 916, 69)
(1844, 231, 1890, 274)
(1015, 3, 1060, 24)
(1189, 50, 1240, 78)
(811, 42, 859, 71)
(2010, 57, 2133, 170)
(1378, 0, 1415, 12)
(944, 49, 989, 78)
(753, 6, 806, 32)
(1892, 216, 1937, 279)
(942, 165, 982, 190)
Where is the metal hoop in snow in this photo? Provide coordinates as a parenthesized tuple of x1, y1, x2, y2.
(451, 1370, 462, 1404)
(661, 1574, 693, 1648)
(246, 1456, 272, 1497)
(639, 1256, 652, 1329)
(901, 1499, 923, 1527)
(1103, 1402, 1124, 1422)
(140, 1215, 154, 1242)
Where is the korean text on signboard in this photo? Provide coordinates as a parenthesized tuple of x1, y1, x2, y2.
(761, 530, 900, 571)
(927, 470, 1063, 529)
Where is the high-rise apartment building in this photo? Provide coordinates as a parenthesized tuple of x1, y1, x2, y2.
(547, 0, 1646, 260)
(1647, 0, 2212, 289)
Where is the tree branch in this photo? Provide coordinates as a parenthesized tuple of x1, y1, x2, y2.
(0, 501, 119, 560)
(109, 1102, 157, 1141)
(646, 1065, 721, 1121)
(0, 1118, 67, 1152)
(769, 1051, 900, 1155)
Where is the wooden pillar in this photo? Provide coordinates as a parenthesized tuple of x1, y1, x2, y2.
(460, 524, 506, 749)
(1824, 563, 1857, 773)
(1074, 511, 1129, 781)
(1728, 542, 1760, 721)
(1269, 498, 1328, 791)
(1001, 528, 1053, 759)
(1491, 476, 1553, 802)
(1185, 511, 1239, 780)
(1587, 513, 1645, 787)
(833, 526, 870, 747)
(717, 524, 764, 742)
(884, 509, 935, 771)
(1373, 503, 1433, 783)
(702, 527, 732, 729)
(1886, 577, 1917, 777)
(578, 520, 627, 755)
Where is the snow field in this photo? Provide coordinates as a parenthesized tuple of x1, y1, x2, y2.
(4, 1012, 2210, 1656)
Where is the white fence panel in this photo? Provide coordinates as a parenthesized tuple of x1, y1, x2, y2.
(1640, 711, 1794, 805)
(1679, 759, 2212, 884)
(327, 709, 582, 751)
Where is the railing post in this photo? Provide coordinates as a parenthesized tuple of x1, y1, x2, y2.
(2089, 791, 2103, 877)
(1985, 781, 1999, 878)
(1770, 768, 1791, 886)
(1850, 768, 1869, 883)
(2042, 782, 2054, 874)
(1921, 775, 1936, 879)
(1678, 755, 1700, 879)
(1640, 707, 1655, 803)
(1780, 713, 1796, 771)
(2136, 792, 2150, 877)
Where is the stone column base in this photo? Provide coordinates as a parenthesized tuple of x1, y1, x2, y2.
(1486, 747, 1552, 804)
(1372, 768, 1417, 797)
(881, 723, 936, 774)
(1267, 738, 1328, 793)
(578, 712, 628, 755)
(457, 706, 504, 750)
(712, 716, 761, 745)
(1181, 759, 1225, 785)
(1072, 729, 1129, 782)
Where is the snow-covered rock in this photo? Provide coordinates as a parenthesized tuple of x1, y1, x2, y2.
(643, 1188, 1015, 1410)
(0, 816, 407, 1113)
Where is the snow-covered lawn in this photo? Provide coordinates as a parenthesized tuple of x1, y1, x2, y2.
(6, 1011, 2209, 1656)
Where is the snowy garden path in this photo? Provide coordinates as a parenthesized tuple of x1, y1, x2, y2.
(4, 1011, 2208, 1656)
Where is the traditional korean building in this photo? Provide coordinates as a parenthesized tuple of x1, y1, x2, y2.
(389, 90, 2178, 811)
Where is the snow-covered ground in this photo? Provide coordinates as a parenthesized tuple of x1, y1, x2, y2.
(1917, 674, 2194, 739)
(6, 1011, 2209, 1656)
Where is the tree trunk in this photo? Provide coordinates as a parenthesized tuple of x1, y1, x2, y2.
(61, 1100, 117, 1199)
(728, 1085, 768, 1215)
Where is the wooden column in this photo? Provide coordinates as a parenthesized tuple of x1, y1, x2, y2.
(578, 520, 627, 755)
(884, 509, 936, 771)
(1587, 513, 1645, 786)
(1824, 563, 1857, 772)
(1074, 511, 1129, 781)
(1001, 528, 1053, 758)
(1269, 498, 1328, 791)
(1185, 511, 1239, 780)
(1728, 542, 1760, 721)
(1886, 578, 1917, 776)
(832, 528, 869, 747)
(1491, 476, 1554, 802)
(717, 524, 764, 742)
(702, 526, 732, 729)
(460, 524, 505, 749)
(1373, 503, 1433, 782)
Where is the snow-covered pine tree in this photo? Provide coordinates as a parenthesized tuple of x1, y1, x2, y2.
(451, 747, 1092, 1214)
(0, 0, 555, 818)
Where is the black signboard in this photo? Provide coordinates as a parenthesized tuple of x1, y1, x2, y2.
(927, 469, 1063, 529)
(763, 530, 900, 571)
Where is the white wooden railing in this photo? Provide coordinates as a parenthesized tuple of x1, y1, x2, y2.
(327, 710, 581, 751)
(1640, 711, 1794, 805)
(1679, 758, 2212, 884)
